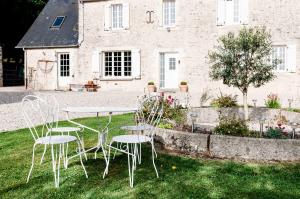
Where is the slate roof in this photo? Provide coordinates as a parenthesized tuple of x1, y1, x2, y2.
(16, 0, 79, 49)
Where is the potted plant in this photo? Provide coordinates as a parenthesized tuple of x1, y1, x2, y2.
(147, 81, 157, 92)
(179, 81, 188, 92)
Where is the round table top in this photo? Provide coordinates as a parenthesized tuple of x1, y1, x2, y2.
(62, 106, 138, 113)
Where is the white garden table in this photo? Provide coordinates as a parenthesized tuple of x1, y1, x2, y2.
(62, 107, 138, 163)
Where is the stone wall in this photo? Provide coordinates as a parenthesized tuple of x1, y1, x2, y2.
(154, 127, 300, 161)
(0, 46, 3, 87)
(24, 0, 300, 107)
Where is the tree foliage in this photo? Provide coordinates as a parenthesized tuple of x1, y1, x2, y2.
(209, 27, 277, 93)
(209, 26, 278, 120)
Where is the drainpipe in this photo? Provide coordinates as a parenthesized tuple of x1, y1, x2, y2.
(23, 48, 28, 90)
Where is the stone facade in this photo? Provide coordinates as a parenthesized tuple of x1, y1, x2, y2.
(0, 46, 3, 87)
(24, 0, 300, 107)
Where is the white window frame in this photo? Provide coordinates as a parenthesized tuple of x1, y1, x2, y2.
(102, 51, 132, 79)
(217, 0, 248, 26)
(58, 53, 70, 77)
(163, 0, 176, 27)
(272, 45, 287, 72)
(111, 4, 123, 30)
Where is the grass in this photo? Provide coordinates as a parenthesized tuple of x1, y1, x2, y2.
(1, 114, 300, 198)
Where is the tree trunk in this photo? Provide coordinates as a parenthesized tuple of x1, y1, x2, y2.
(243, 91, 249, 120)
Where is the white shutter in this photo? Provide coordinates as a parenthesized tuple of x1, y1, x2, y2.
(92, 51, 100, 73)
(132, 49, 141, 79)
(104, 4, 111, 31)
(123, 3, 130, 29)
(217, 0, 226, 26)
(286, 44, 297, 73)
(240, 0, 249, 24)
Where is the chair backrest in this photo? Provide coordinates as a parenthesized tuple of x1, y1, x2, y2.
(141, 96, 164, 137)
(21, 95, 56, 141)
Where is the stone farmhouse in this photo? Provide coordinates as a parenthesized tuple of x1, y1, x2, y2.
(17, 0, 300, 106)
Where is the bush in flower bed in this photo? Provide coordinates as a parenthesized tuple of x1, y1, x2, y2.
(265, 124, 289, 139)
(265, 93, 281, 109)
(214, 115, 257, 137)
(143, 95, 187, 129)
(210, 93, 238, 108)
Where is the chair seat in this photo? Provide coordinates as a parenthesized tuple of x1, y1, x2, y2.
(121, 124, 153, 131)
(36, 135, 77, 145)
(112, 135, 151, 144)
(50, 127, 81, 132)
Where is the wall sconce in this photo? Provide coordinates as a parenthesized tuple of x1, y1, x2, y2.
(252, 99, 257, 108)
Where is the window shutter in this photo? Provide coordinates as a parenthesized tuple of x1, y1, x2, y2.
(132, 49, 141, 79)
(286, 44, 297, 73)
(104, 4, 111, 31)
(92, 51, 100, 73)
(240, 0, 249, 24)
(217, 0, 226, 26)
(123, 3, 130, 29)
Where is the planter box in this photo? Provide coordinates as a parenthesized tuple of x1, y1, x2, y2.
(210, 134, 300, 161)
(154, 128, 209, 155)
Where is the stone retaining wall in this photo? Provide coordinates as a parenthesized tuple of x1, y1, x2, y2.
(154, 128, 300, 161)
(189, 107, 300, 124)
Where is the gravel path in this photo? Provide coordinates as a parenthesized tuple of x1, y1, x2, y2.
(0, 90, 141, 132)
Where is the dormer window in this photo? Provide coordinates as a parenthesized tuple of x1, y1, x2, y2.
(51, 16, 66, 29)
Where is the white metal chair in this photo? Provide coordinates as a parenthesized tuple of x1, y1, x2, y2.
(103, 96, 163, 187)
(22, 95, 88, 188)
(38, 94, 87, 165)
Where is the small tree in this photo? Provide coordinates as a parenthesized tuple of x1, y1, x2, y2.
(209, 27, 278, 120)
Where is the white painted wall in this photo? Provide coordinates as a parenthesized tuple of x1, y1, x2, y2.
(25, 0, 300, 107)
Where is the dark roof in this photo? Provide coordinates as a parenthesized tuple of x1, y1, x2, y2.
(16, 0, 79, 49)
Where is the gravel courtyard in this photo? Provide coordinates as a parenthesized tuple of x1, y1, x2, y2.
(0, 87, 141, 132)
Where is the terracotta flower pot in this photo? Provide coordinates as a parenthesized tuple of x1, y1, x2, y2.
(148, 85, 157, 92)
(179, 85, 188, 92)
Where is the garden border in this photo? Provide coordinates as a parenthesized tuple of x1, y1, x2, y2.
(154, 128, 300, 161)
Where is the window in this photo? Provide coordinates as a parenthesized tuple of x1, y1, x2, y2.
(112, 4, 123, 29)
(169, 58, 176, 70)
(163, 0, 176, 27)
(105, 3, 129, 30)
(59, 53, 70, 77)
(272, 46, 286, 71)
(51, 16, 65, 28)
(104, 51, 132, 78)
(217, 0, 248, 25)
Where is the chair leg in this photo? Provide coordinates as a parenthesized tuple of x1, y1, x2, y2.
(50, 144, 61, 188)
(76, 141, 88, 178)
(113, 142, 119, 159)
(75, 131, 87, 160)
(128, 143, 137, 188)
(103, 140, 113, 178)
(151, 143, 159, 178)
(40, 144, 47, 165)
(27, 143, 37, 183)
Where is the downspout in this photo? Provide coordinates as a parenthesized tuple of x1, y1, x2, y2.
(23, 48, 27, 90)
(78, 0, 85, 46)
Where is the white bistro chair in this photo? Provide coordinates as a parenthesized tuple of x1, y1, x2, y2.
(22, 95, 88, 188)
(103, 96, 163, 187)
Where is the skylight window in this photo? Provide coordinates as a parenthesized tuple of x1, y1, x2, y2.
(51, 16, 65, 28)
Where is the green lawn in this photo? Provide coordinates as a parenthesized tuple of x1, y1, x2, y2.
(1, 114, 300, 199)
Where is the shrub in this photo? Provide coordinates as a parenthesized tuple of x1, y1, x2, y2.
(264, 124, 288, 139)
(214, 115, 255, 137)
(211, 93, 238, 108)
(265, 93, 281, 109)
(143, 95, 187, 128)
(200, 88, 213, 107)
